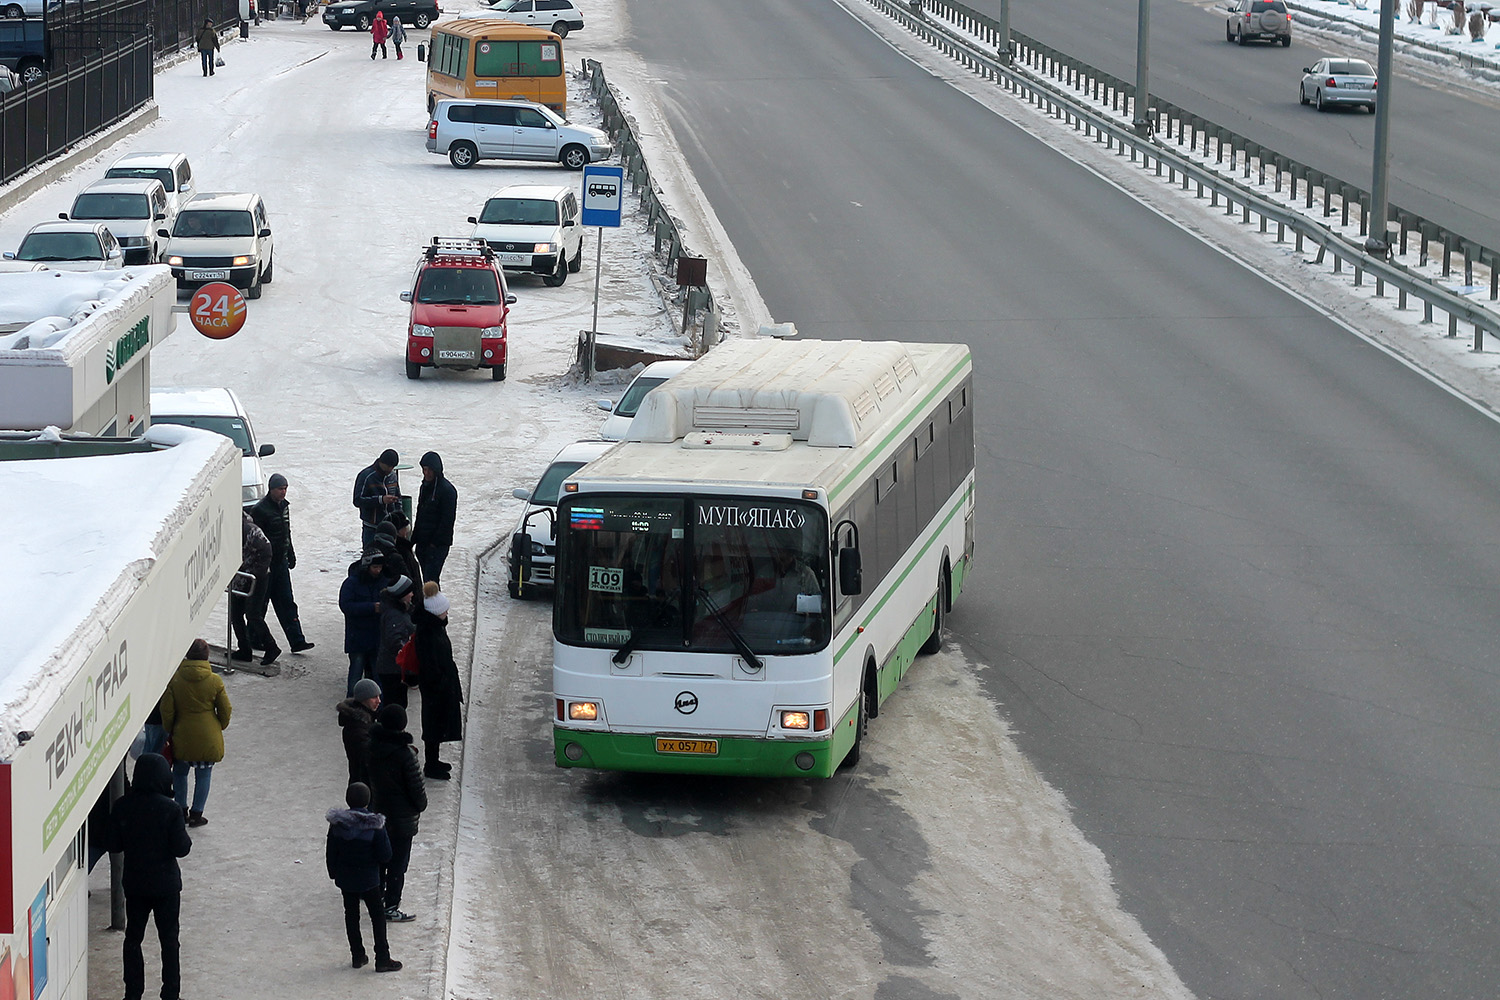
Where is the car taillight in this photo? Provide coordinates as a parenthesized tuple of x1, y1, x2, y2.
(427, 120, 437, 139)
(1326, 77, 1338, 88)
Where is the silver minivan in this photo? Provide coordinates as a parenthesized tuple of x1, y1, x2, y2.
(426, 98, 612, 170)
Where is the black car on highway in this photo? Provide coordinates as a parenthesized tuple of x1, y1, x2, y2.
(323, 0, 438, 31)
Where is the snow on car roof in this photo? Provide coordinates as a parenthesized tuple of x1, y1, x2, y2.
(149, 386, 243, 417)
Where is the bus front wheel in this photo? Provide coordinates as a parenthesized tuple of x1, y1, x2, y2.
(919, 569, 946, 655)
(841, 677, 872, 769)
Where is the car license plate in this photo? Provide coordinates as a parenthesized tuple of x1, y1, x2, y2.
(187, 269, 229, 280)
(437, 350, 475, 360)
(656, 738, 718, 755)
(497, 253, 530, 265)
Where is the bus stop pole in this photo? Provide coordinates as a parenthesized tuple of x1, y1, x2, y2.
(588, 227, 603, 382)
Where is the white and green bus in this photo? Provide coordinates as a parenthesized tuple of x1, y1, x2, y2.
(542, 338, 975, 777)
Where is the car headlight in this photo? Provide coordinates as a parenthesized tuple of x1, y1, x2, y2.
(232, 255, 251, 267)
(412, 324, 435, 337)
(242, 484, 263, 504)
(533, 243, 554, 254)
(167, 256, 183, 266)
(530, 541, 546, 555)
(117, 236, 147, 248)
(480, 326, 503, 338)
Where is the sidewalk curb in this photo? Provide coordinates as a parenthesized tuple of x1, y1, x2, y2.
(0, 103, 159, 217)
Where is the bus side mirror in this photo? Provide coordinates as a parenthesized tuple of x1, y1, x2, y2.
(838, 546, 862, 596)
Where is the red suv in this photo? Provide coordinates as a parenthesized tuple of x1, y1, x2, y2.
(401, 238, 515, 381)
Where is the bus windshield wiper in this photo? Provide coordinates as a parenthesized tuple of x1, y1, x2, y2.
(611, 631, 638, 665)
(696, 587, 764, 672)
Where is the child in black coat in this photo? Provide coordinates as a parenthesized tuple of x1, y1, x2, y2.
(326, 783, 401, 972)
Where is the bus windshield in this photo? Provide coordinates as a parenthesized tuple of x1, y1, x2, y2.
(556, 495, 830, 655)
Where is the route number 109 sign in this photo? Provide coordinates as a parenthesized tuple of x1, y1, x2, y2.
(189, 282, 248, 340)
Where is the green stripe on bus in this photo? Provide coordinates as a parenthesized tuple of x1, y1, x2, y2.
(553, 729, 846, 778)
(829, 354, 972, 503)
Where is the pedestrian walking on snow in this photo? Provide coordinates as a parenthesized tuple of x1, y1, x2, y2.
(340, 551, 388, 696)
(415, 582, 463, 779)
(196, 18, 219, 77)
(337, 678, 383, 786)
(354, 449, 401, 549)
(230, 512, 276, 665)
(413, 451, 457, 586)
(326, 782, 402, 973)
(250, 473, 314, 657)
(375, 575, 415, 709)
(371, 11, 390, 59)
(107, 752, 192, 1000)
(366, 705, 426, 923)
(160, 639, 232, 828)
(390, 16, 406, 59)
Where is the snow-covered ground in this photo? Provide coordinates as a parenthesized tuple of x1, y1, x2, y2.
(2, 0, 1491, 996)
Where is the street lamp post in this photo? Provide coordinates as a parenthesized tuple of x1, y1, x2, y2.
(1134, 0, 1152, 136)
(1366, 0, 1397, 256)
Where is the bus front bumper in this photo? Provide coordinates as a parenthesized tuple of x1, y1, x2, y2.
(554, 728, 843, 778)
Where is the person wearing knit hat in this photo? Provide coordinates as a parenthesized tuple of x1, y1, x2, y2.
(366, 701, 425, 923)
(413, 581, 463, 779)
(336, 678, 382, 786)
(374, 576, 415, 710)
(340, 550, 387, 697)
(326, 781, 400, 972)
(353, 450, 402, 550)
(412, 451, 457, 587)
(380, 509, 424, 588)
(250, 472, 313, 662)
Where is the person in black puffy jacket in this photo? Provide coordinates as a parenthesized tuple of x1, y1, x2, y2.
(106, 752, 192, 1000)
(336, 678, 383, 785)
(366, 704, 426, 922)
(326, 782, 401, 972)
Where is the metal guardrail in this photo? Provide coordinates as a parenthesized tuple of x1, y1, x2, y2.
(865, 0, 1500, 349)
(892, 0, 1500, 303)
(584, 59, 723, 354)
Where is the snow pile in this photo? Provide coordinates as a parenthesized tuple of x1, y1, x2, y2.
(0, 267, 169, 351)
(0, 425, 237, 759)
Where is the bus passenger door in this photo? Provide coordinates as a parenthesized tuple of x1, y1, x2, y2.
(473, 105, 516, 157)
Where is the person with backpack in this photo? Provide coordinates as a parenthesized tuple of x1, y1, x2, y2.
(325, 782, 401, 973)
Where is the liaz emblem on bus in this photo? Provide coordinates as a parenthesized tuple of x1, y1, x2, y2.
(696, 504, 806, 529)
(588, 566, 624, 593)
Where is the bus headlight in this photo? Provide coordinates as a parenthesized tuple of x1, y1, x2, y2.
(781, 711, 810, 730)
(568, 701, 599, 722)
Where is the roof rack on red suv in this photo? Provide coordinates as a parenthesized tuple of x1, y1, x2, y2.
(424, 236, 495, 262)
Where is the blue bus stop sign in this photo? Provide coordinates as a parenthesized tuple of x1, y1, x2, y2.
(581, 165, 624, 228)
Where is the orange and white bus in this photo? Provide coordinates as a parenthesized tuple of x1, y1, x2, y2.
(425, 19, 566, 114)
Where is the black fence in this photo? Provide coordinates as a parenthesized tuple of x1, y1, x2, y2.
(0, 0, 239, 187)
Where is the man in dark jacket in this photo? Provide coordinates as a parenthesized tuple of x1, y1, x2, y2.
(414, 586, 463, 778)
(231, 511, 277, 665)
(354, 449, 402, 550)
(106, 752, 193, 1000)
(326, 782, 401, 973)
(339, 551, 386, 697)
(412, 451, 457, 586)
(337, 678, 382, 785)
(250, 473, 313, 658)
(375, 575, 415, 710)
(366, 704, 427, 923)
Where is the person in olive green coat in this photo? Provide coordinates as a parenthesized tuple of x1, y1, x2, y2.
(160, 639, 232, 828)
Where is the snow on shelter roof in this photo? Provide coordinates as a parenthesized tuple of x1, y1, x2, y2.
(0, 425, 239, 759)
(626, 339, 923, 448)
